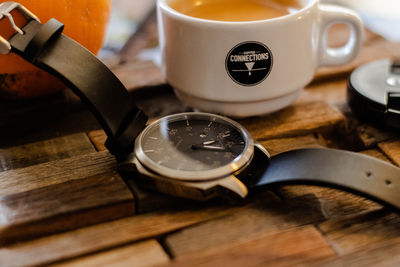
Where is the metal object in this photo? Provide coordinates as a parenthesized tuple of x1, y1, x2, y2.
(0, 1, 39, 55)
(134, 112, 255, 181)
(348, 58, 400, 129)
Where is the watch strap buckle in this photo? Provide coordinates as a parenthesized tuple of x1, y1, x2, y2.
(0, 1, 39, 55)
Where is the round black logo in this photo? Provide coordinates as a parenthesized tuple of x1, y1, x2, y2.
(226, 41, 273, 86)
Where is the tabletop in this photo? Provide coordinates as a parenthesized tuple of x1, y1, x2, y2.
(0, 3, 400, 267)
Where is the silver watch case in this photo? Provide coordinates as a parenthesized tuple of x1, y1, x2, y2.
(119, 142, 270, 201)
(134, 112, 255, 181)
(119, 112, 270, 201)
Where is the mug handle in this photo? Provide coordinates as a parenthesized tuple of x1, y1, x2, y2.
(318, 4, 364, 67)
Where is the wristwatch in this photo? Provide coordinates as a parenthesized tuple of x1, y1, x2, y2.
(2, 2, 400, 210)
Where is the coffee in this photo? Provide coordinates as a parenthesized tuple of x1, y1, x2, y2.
(169, 0, 302, 22)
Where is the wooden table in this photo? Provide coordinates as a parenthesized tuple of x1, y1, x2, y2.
(0, 11, 400, 267)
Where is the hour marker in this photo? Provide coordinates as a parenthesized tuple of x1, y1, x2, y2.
(144, 150, 155, 153)
(208, 121, 213, 127)
(217, 131, 231, 138)
(186, 120, 190, 126)
(149, 137, 158, 140)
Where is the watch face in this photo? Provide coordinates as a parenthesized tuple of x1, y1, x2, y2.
(135, 112, 254, 181)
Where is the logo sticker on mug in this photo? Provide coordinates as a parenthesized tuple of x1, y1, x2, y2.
(226, 41, 273, 86)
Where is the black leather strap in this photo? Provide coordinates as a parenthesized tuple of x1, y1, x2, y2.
(248, 148, 400, 211)
(9, 19, 147, 159)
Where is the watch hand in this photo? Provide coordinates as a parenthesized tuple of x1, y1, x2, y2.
(193, 140, 222, 147)
(191, 144, 228, 151)
(203, 140, 218, 145)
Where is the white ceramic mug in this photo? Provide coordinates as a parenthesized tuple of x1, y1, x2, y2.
(158, 0, 363, 117)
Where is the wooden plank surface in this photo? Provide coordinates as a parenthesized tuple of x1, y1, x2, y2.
(0, 205, 234, 267)
(338, 105, 398, 149)
(317, 209, 400, 255)
(310, 239, 400, 267)
(0, 151, 116, 196)
(0, 133, 95, 171)
(379, 140, 400, 166)
(299, 79, 347, 106)
(361, 149, 393, 164)
(0, 172, 135, 245)
(239, 101, 345, 141)
(55, 240, 170, 267)
(166, 226, 335, 267)
(260, 134, 326, 156)
(164, 191, 325, 257)
(0, 150, 137, 245)
(88, 130, 108, 152)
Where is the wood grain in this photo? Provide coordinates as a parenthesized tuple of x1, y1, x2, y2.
(0, 172, 135, 245)
(239, 101, 345, 141)
(0, 133, 95, 172)
(0, 151, 116, 196)
(260, 134, 326, 156)
(379, 140, 400, 166)
(336, 104, 397, 149)
(361, 149, 393, 164)
(299, 79, 348, 106)
(88, 130, 107, 152)
(0, 204, 234, 267)
(55, 240, 169, 267)
(164, 191, 325, 257)
(317, 209, 400, 255)
(311, 238, 400, 267)
(276, 185, 382, 220)
(166, 226, 335, 267)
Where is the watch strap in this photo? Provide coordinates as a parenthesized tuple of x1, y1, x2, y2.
(9, 18, 147, 159)
(251, 148, 400, 210)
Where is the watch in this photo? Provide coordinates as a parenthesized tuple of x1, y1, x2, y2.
(2, 2, 400, 210)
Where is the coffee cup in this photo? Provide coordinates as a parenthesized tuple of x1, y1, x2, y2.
(157, 0, 363, 117)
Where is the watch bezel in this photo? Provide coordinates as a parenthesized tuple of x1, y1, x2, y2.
(134, 112, 255, 181)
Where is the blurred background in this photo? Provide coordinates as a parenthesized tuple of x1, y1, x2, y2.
(324, 0, 400, 42)
(100, 0, 156, 58)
